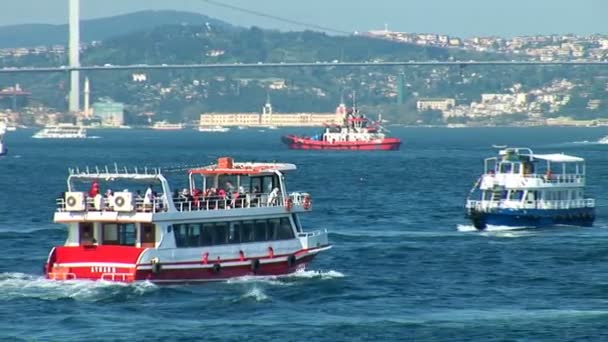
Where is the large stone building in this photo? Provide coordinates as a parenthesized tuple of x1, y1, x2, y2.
(199, 101, 346, 127)
(416, 98, 456, 111)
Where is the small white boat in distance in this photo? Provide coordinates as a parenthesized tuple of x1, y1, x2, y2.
(198, 125, 230, 133)
(33, 123, 87, 139)
(0, 122, 7, 155)
(151, 121, 184, 130)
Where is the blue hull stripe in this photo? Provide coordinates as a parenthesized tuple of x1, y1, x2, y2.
(467, 208, 595, 230)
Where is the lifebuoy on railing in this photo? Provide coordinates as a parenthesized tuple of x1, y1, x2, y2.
(66, 196, 77, 207)
(302, 195, 311, 210)
(114, 196, 125, 207)
(284, 198, 293, 211)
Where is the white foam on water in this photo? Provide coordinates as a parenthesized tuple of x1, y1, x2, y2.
(226, 275, 292, 287)
(0, 272, 157, 301)
(456, 224, 478, 232)
(287, 269, 345, 280)
(236, 286, 270, 302)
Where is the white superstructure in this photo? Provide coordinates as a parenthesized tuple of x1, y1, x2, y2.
(33, 123, 87, 139)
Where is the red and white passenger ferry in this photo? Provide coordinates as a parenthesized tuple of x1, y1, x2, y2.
(45, 157, 330, 283)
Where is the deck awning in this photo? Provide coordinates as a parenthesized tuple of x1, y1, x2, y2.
(533, 153, 584, 163)
(189, 162, 297, 176)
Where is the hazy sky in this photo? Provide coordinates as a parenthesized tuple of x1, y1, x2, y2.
(2, 0, 605, 37)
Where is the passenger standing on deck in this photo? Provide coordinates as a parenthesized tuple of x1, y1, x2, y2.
(144, 185, 153, 211)
(88, 180, 99, 198)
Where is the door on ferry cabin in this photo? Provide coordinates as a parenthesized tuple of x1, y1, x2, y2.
(79, 222, 95, 245)
(140, 223, 156, 248)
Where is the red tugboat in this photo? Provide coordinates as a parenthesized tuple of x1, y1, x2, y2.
(282, 101, 401, 151)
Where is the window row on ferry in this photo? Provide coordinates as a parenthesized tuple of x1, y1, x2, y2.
(173, 217, 297, 248)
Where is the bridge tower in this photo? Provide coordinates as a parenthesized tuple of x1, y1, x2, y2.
(68, 0, 80, 113)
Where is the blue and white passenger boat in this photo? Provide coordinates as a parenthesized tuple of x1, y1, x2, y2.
(465, 147, 595, 230)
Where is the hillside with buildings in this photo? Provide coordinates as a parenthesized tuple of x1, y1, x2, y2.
(0, 12, 607, 127)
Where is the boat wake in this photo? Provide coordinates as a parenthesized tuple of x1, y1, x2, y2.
(457, 224, 532, 233)
(226, 269, 345, 286)
(0, 272, 157, 301)
(235, 287, 270, 302)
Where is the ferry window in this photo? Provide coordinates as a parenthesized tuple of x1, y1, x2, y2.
(201, 223, 214, 246)
(513, 163, 521, 174)
(229, 222, 241, 243)
(278, 217, 295, 240)
(268, 219, 280, 240)
(509, 191, 523, 200)
(102, 223, 119, 244)
(499, 163, 512, 173)
(250, 177, 262, 194)
(218, 176, 238, 193)
(254, 220, 267, 242)
(214, 222, 229, 245)
(188, 224, 201, 247)
(174, 224, 187, 247)
(241, 221, 255, 243)
(79, 222, 95, 245)
(102, 223, 136, 246)
(141, 223, 156, 246)
(121, 224, 136, 245)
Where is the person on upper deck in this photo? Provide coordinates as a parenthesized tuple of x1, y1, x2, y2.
(88, 180, 99, 198)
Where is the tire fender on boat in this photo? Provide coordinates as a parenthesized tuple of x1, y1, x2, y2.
(213, 263, 221, 273)
(251, 259, 260, 273)
(151, 257, 162, 274)
(287, 254, 297, 268)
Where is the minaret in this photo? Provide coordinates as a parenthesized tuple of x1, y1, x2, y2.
(68, 0, 80, 113)
(262, 92, 273, 115)
(336, 92, 347, 122)
(84, 77, 90, 117)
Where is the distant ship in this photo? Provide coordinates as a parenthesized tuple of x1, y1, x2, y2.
(33, 123, 87, 139)
(282, 103, 401, 151)
(151, 121, 184, 130)
(198, 125, 230, 133)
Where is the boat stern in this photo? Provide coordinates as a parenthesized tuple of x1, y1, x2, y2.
(45, 245, 146, 282)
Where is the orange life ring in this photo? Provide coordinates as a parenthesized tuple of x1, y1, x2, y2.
(302, 195, 311, 210)
(284, 198, 293, 211)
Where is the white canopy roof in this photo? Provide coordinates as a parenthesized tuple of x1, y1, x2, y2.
(533, 153, 584, 163)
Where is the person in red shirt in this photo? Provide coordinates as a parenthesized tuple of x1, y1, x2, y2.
(88, 180, 99, 198)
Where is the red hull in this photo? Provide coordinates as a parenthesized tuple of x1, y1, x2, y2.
(282, 135, 401, 150)
(45, 245, 325, 284)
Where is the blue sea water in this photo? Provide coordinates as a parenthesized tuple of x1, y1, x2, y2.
(1, 127, 608, 341)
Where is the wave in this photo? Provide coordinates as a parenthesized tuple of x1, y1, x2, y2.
(234, 286, 270, 302)
(0, 272, 157, 302)
(226, 269, 345, 286)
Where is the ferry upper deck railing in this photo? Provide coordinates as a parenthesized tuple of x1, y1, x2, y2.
(57, 191, 311, 213)
(481, 172, 585, 187)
